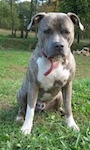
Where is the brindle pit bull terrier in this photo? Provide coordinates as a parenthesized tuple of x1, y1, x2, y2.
(16, 12, 84, 135)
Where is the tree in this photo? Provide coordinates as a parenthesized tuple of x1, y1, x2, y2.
(37, 0, 59, 12)
(60, 0, 90, 21)
(0, 0, 20, 36)
(0, 0, 11, 29)
(17, 1, 31, 38)
(60, 0, 90, 42)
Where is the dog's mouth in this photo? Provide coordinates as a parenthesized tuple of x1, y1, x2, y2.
(42, 50, 65, 59)
(42, 50, 66, 76)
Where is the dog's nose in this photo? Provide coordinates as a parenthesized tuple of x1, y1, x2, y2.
(53, 42, 64, 51)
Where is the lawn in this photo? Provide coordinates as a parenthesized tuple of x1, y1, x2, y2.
(0, 49, 90, 150)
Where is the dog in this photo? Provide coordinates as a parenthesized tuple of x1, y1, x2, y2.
(80, 47, 90, 56)
(73, 47, 90, 56)
(16, 12, 84, 135)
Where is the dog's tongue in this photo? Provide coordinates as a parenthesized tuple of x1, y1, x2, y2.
(42, 50, 59, 76)
(44, 59, 59, 76)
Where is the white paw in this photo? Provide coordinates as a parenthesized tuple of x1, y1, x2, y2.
(66, 115, 80, 131)
(21, 122, 32, 135)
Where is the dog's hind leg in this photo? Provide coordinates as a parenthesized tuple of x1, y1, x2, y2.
(44, 91, 65, 115)
(36, 91, 65, 115)
(16, 79, 27, 123)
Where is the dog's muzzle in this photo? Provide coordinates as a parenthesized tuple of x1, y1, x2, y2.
(45, 42, 65, 59)
(53, 42, 64, 52)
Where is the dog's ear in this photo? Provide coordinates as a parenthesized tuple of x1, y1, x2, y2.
(27, 12, 46, 30)
(67, 12, 84, 31)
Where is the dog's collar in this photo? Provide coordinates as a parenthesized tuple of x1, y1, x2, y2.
(42, 51, 59, 76)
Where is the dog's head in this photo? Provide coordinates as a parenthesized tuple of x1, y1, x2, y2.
(28, 12, 84, 59)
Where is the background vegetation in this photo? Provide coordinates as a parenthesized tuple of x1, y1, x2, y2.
(0, 0, 90, 40)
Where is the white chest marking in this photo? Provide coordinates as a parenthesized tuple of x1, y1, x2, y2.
(37, 57, 70, 91)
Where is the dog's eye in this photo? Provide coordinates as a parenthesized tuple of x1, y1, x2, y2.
(63, 30, 70, 34)
(44, 28, 52, 34)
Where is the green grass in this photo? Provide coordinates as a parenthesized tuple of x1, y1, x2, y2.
(0, 50, 90, 150)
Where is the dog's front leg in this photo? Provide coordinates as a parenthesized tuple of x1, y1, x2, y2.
(21, 82, 39, 135)
(62, 82, 80, 131)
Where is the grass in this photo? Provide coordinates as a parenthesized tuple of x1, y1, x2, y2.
(0, 44, 90, 149)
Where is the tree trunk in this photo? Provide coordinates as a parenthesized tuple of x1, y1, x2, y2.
(25, 30, 28, 38)
(21, 29, 24, 38)
(77, 33, 80, 43)
(54, 0, 58, 12)
(10, 0, 14, 37)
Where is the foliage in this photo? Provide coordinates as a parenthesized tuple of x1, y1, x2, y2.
(0, 0, 90, 39)
(17, 2, 31, 30)
(59, 0, 90, 42)
(0, 0, 11, 29)
(60, 0, 90, 23)
(0, 0, 20, 30)
(0, 49, 90, 150)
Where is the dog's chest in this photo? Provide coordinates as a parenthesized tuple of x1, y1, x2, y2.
(37, 57, 70, 91)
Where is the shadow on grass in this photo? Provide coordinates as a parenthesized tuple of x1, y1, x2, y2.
(0, 104, 18, 123)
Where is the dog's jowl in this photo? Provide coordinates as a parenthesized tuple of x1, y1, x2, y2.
(16, 12, 84, 135)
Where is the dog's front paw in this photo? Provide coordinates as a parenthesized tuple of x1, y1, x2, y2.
(21, 123, 32, 135)
(66, 115, 80, 131)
